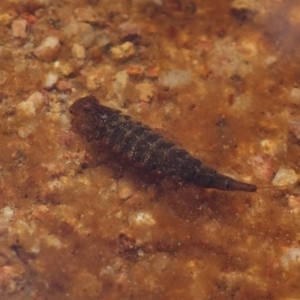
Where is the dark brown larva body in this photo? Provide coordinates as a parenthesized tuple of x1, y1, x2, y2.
(69, 96, 257, 192)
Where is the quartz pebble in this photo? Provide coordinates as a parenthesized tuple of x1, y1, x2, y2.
(27, 91, 45, 110)
(96, 33, 111, 49)
(289, 87, 300, 104)
(64, 21, 95, 48)
(17, 101, 36, 116)
(54, 61, 77, 76)
(260, 139, 285, 156)
(33, 36, 61, 62)
(43, 72, 59, 89)
(281, 248, 300, 270)
(13, 219, 40, 254)
(47, 179, 63, 190)
(272, 167, 299, 186)
(136, 82, 155, 102)
(112, 71, 129, 104)
(264, 56, 277, 65)
(0, 206, 14, 234)
(129, 211, 156, 226)
(17, 91, 45, 116)
(12, 19, 27, 38)
(44, 234, 63, 249)
(110, 42, 135, 61)
(72, 43, 86, 59)
(0, 206, 14, 222)
(18, 124, 35, 138)
(85, 65, 114, 90)
(158, 69, 191, 88)
(118, 178, 134, 200)
(288, 195, 300, 214)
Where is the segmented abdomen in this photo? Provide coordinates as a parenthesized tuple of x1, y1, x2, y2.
(69, 96, 257, 192)
(80, 100, 200, 180)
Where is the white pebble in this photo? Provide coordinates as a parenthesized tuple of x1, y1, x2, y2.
(45, 234, 63, 249)
(136, 82, 155, 102)
(290, 87, 300, 104)
(85, 65, 114, 90)
(264, 56, 277, 65)
(281, 248, 300, 270)
(43, 72, 59, 89)
(59, 114, 70, 128)
(158, 69, 191, 88)
(129, 211, 156, 226)
(0, 206, 14, 222)
(114, 71, 128, 89)
(260, 139, 283, 156)
(54, 61, 76, 76)
(27, 91, 45, 110)
(18, 124, 35, 138)
(47, 179, 63, 190)
(63, 21, 95, 48)
(29, 240, 41, 254)
(288, 195, 300, 214)
(112, 71, 128, 103)
(110, 41, 135, 61)
(33, 36, 61, 62)
(17, 101, 36, 116)
(97, 33, 111, 48)
(272, 167, 299, 186)
(72, 43, 85, 59)
(17, 92, 45, 116)
(118, 178, 134, 200)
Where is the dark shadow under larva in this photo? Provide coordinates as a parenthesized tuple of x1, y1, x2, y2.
(69, 95, 257, 192)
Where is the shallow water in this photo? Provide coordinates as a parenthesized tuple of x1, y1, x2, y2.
(1, 0, 300, 299)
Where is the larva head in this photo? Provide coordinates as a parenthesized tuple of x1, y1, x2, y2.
(69, 96, 99, 117)
(69, 96, 108, 142)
